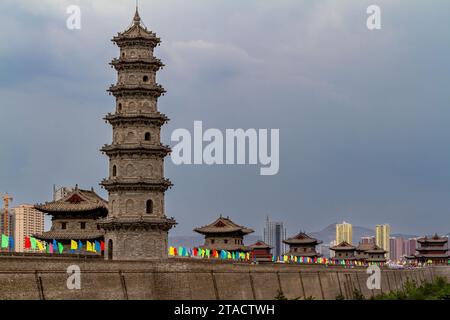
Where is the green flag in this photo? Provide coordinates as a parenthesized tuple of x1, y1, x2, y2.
(58, 242, 64, 254)
(30, 237, 37, 249)
(1, 234, 9, 248)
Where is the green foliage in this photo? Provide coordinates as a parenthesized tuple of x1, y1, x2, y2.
(274, 289, 288, 300)
(352, 289, 365, 300)
(373, 276, 450, 300)
(335, 293, 345, 300)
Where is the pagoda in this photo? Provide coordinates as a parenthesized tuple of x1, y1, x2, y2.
(99, 7, 176, 260)
(283, 232, 322, 257)
(413, 234, 449, 264)
(34, 186, 107, 253)
(194, 216, 254, 252)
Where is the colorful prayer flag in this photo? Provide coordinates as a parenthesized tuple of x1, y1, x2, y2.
(71, 240, 78, 250)
(25, 236, 31, 249)
(58, 242, 64, 254)
(30, 237, 37, 250)
(1, 234, 8, 248)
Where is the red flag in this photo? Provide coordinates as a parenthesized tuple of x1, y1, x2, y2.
(25, 237, 31, 249)
(193, 248, 198, 257)
(174, 247, 178, 256)
(100, 241, 105, 251)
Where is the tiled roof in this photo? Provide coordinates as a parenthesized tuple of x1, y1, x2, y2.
(34, 188, 108, 214)
(417, 234, 448, 244)
(283, 232, 322, 245)
(194, 216, 254, 235)
(34, 230, 104, 241)
(330, 241, 356, 251)
(356, 243, 387, 254)
(249, 240, 272, 249)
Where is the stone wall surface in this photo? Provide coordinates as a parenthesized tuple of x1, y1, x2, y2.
(0, 256, 443, 300)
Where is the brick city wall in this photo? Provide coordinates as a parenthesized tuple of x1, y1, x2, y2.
(0, 256, 441, 300)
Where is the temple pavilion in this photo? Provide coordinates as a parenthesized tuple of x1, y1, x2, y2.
(194, 215, 254, 252)
(283, 232, 322, 257)
(330, 241, 356, 261)
(355, 243, 387, 263)
(411, 234, 449, 265)
(34, 186, 108, 253)
(249, 240, 273, 263)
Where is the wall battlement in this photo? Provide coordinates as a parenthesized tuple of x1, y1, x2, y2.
(0, 256, 445, 300)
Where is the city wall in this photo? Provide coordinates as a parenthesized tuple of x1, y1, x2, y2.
(0, 255, 441, 300)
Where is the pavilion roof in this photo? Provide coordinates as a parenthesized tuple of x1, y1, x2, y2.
(113, 7, 159, 43)
(417, 234, 448, 244)
(249, 240, 273, 249)
(283, 232, 322, 245)
(194, 216, 254, 235)
(356, 243, 386, 254)
(330, 241, 356, 251)
(34, 187, 108, 215)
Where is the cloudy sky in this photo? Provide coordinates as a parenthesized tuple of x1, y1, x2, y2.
(0, 0, 449, 237)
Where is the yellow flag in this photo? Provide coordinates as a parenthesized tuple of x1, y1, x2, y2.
(169, 246, 175, 256)
(87, 241, 92, 252)
(71, 240, 78, 250)
(36, 240, 44, 251)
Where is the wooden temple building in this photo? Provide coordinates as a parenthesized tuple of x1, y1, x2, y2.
(194, 215, 254, 252)
(330, 241, 356, 261)
(408, 234, 449, 264)
(249, 240, 273, 263)
(283, 232, 322, 258)
(355, 243, 387, 263)
(34, 186, 108, 254)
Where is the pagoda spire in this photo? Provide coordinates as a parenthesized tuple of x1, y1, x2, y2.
(133, 1, 141, 25)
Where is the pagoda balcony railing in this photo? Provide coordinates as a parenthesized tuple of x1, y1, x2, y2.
(101, 143, 171, 152)
(101, 177, 173, 189)
(111, 57, 164, 66)
(108, 83, 166, 94)
(104, 111, 169, 122)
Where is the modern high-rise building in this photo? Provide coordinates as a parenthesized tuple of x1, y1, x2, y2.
(329, 240, 337, 257)
(53, 186, 74, 201)
(360, 236, 375, 245)
(0, 208, 15, 238)
(375, 224, 390, 259)
(13, 204, 45, 252)
(406, 238, 418, 256)
(389, 237, 406, 261)
(263, 216, 286, 257)
(336, 221, 352, 245)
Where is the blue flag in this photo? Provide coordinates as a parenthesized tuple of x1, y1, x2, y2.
(53, 239, 57, 250)
(9, 236, 14, 250)
(78, 240, 83, 251)
(95, 241, 101, 252)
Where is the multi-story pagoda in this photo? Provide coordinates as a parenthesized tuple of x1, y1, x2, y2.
(249, 240, 273, 263)
(99, 7, 176, 260)
(34, 186, 107, 253)
(413, 234, 449, 264)
(330, 241, 356, 261)
(194, 216, 254, 252)
(283, 232, 322, 257)
(355, 243, 387, 263)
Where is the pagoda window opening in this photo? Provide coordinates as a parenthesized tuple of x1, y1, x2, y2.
(224, 239, 228, 244)
(61, 222, 67, 230)
(118, 103, 122, 113)
(144, 132, 151, 141)
(146, 199, 153, 214)
(112, 165, 117, 177)
(211, 239, 215, 244)
(80, 222, 86, 230)
(143, 75, 149, 82)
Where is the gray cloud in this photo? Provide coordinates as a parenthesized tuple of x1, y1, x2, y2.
(0, 0, 449, 236)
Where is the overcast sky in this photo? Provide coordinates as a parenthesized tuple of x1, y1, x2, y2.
(0, 0, 449, 237)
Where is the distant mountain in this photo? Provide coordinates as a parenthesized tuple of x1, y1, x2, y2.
(310, 223, 374, 245)
(169, 235, 262, 248)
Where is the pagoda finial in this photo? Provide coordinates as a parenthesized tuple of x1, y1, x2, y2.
(133, 1, 141, 25)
